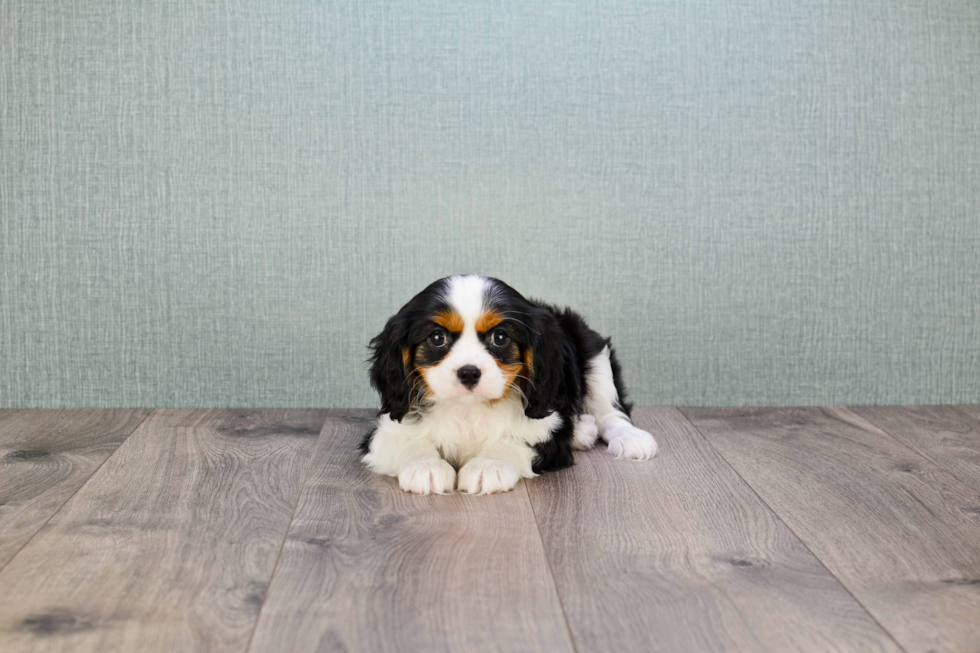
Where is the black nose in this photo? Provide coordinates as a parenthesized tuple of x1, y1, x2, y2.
(456, 365, 482, 388)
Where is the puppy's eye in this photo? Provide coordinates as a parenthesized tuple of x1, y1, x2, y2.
(428, 330, 447, 348)
(490, 329, 510, 347)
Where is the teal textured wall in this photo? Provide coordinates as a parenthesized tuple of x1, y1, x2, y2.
(1, 1, 978, 408)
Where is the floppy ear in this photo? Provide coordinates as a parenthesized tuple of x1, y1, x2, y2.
(368, 312, 413, 421)
(522, 307, 570, 419)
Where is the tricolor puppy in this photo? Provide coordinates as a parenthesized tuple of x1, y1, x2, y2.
(362, 275, 657, 495)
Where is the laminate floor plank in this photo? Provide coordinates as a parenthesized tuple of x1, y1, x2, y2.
(954, 405, 980, 423)
(682, 407, 980, 653)
(248, 410, 575, 653)
(0, 409, 328, 653)
(852, 406, 980, 494)
(526, 408, 901, 653)
(0, 409, 152, 569)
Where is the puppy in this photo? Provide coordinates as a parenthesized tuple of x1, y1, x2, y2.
(362, 275, 657, 495)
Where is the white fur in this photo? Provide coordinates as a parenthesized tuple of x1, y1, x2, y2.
(584, 346, 658, 460)
(398, 457, 457, 494)
(572, 414, 599, 450)
(457, 457, 521, 495)
(363, 395, 561, 494)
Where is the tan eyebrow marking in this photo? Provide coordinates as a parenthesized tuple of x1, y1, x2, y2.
(432, 309, 464, 333)
(476, 309, 503, 333)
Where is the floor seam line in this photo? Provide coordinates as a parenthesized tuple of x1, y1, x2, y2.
(0, 408, 156, 575)
(949, 404, 980, 425)
(674, 407, 911, 653)
(852, 405, 980, 491)
(243, 410, 330, 653)
(841, 406, 957, 474)
(524, 481, 581, 653)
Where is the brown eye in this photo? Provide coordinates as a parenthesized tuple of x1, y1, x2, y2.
(428, 330, 447, 348)
(490, 329, 510, 347)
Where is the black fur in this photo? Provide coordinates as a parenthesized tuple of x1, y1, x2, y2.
(365, 276, 635, 476)
(521, 299, 633, 474)
(366, 311, 413, 421)
(366, 278, 453, 422)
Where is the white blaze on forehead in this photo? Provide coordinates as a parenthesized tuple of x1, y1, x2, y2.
(443, 275, 489, 336)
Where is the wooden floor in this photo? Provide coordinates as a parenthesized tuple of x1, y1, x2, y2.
(1, 408, 979, 653)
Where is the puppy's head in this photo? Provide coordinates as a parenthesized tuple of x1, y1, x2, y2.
(368, 275, 563, 421)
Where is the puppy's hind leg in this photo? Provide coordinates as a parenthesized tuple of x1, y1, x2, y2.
(583, 346, 658, 460)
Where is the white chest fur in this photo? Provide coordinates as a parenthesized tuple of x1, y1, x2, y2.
(419, 396, 559, 467)
(363, 396, 560, 479)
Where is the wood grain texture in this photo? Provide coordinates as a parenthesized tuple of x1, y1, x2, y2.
(527, 408, 901, 653)
(248, 410, 575, 653)
(954, 405, 980, 422)
(683, 407, 980, 653)
(0, 409, 152, 569)
(0, 409, 327, 653)
(852, 406, 980, 494)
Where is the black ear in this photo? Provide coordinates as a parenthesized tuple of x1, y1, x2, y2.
(368, 312, 413, 421)
(523, 306, 569, 419)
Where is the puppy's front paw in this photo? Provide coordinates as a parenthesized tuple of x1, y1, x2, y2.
(457, 457, 520, 495)
(573, 414, 599, 450)
(398, 457, 456, 495)
(605, 425, 658, 461)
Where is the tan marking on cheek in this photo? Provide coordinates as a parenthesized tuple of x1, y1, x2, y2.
(501, 347, 533, 405)
(488, 360, 524, 405)
(499, 362, 523, 385)
(415, 367, 435, 401)
(432, 310, 464, 333)
(476, 309, 503, 333)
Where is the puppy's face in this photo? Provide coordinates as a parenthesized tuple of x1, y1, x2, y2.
(370, 275, 542, 418)
(413, 277, 526, 405)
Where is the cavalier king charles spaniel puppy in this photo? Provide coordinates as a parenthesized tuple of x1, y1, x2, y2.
(362, 275, 657, 495)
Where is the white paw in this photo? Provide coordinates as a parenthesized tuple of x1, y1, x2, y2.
(398, 457, 457, 495)
(572, 414, 599, 450)
(456, 457, 520, 495)
(605, 425, 658, 461)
